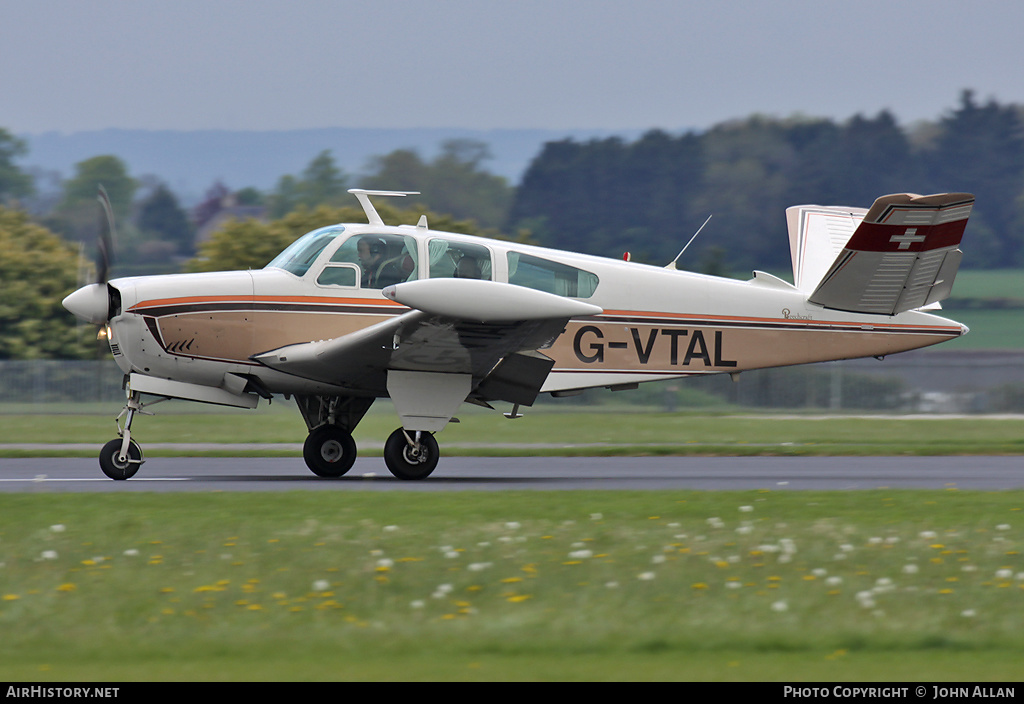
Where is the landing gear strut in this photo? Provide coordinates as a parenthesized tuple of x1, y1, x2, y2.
(99, 390, 147, 480)
(383, 428, 439, 480)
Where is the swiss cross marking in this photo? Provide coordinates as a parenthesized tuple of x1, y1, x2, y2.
(889, 227, 926, 250)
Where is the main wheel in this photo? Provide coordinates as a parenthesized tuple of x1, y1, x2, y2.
(99, 438, 143, 480)
(303, 425, 357, 477)
(383, 428, 439, 480)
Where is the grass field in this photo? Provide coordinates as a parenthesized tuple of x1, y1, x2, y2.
(1, 403, 1022, 457)
(1, 491, 1021, 681)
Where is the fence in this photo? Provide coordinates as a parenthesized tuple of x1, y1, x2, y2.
(1, 350, 1022, 412)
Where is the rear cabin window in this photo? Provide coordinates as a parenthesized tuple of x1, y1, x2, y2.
(507, 252, 598, 298)
(426, 239, 492, 280)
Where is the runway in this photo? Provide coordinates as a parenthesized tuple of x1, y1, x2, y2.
(0, 455, 1021, 492)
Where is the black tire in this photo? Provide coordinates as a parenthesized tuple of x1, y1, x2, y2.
(383, 428, 439, 480)
(303, 425, 357, 477)
(99, 438, 143, 480)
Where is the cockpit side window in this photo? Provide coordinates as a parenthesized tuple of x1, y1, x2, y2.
(507, 252, 599, 298)
(326, 233, 418, 289)
(426, 239, 492, 280)
(265, 226, 345, 277)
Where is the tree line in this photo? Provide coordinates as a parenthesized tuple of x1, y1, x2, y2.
(1, 90, 1023, 358)
(509, 91, 1024, 271)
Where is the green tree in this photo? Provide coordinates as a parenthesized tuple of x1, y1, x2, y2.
(0, 206, 92, 359)
(268, 150, 350, 217)
(137, 184, 194, 256)
(361, 139, 513, 229)
(0, 129, 34, 203)
(47, 155, 137, 245)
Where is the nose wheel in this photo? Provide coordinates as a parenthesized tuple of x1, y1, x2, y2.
(383, 428, 439, 480)
(303, 425, 358, 477)
(99, 437, 144, 480)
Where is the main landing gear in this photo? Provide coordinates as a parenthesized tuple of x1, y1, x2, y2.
(295, 395, 440, 481)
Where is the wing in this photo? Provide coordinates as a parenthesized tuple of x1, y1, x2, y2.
(252, 278, 602, 406)
(807, 193, 973, 315)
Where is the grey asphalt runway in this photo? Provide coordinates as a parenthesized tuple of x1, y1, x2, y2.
(0, 455, 1020, 492)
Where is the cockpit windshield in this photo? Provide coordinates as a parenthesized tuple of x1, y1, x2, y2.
(265, 226, 346, 276)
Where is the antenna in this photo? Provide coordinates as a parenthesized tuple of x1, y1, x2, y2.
(348, 189, 420, 226)
(666, 214, 712, 270)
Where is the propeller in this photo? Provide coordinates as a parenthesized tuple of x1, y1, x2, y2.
(62, 186, 119, 327)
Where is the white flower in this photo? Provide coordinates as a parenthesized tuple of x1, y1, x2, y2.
(505, 522, 521, 530)
(812, 568, 828, 577)
(312, 579, 330, 592)
(605, 581, 619, 589)
(739, 505, 754, 513)
(736, 525, 753, 535)
(996, 524, 1010, 531)
(569, 550, 592, 560)
(123, 549, 139, 557)
(726, 581, 742, 589)
(590, 513, 603, 521)
(961, 609, 977, 618)
(410, 600, 425, 609)
(49, 524, 65, 533)
(771, 600, 788, 612)
(468, 562, 492, 571)
(651, 554, 666, 564)
(826, 576, 843, 586)
(902, 564, 919, 574)
(376, 558, 394, 569)
(383, 525, 399, 532)
(40, 550, 57, 560)
(707, 517, 724, 528)
(919, 531, 937, 539)
(995, 569, 1013, 579)
(444, 551, 459, 559)
(637, 572, 656, 581)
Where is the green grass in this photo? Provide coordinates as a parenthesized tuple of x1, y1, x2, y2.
(0, 491, 1021, 681)
(1, 404, 1023, 457)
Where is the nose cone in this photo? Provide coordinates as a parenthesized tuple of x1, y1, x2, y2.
(62, 283, 109, 324)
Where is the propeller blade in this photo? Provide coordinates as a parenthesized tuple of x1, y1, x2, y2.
(96, 185, 116, 284)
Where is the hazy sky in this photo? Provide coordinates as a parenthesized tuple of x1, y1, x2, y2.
(4, 0, 1024, 135)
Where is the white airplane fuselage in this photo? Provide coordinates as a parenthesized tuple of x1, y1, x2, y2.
(97, 221, 965, 401)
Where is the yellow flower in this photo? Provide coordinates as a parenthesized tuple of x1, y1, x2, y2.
(56, 583, 76, 593)
(507, 595, 532, 603)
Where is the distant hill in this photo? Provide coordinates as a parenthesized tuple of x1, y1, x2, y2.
(19, 127, 645, 205)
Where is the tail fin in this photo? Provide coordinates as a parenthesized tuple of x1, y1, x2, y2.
(790, 193, 973, 315)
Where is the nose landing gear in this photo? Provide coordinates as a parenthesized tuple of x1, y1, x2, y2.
(99, 390, 147, 480)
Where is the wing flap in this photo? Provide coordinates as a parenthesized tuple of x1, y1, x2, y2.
(807, 193, 973, 315)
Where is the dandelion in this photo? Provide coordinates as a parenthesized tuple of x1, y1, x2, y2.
(56, 583, 76, 593)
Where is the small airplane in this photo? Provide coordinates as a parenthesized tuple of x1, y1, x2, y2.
(63, 188, 974, 480)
